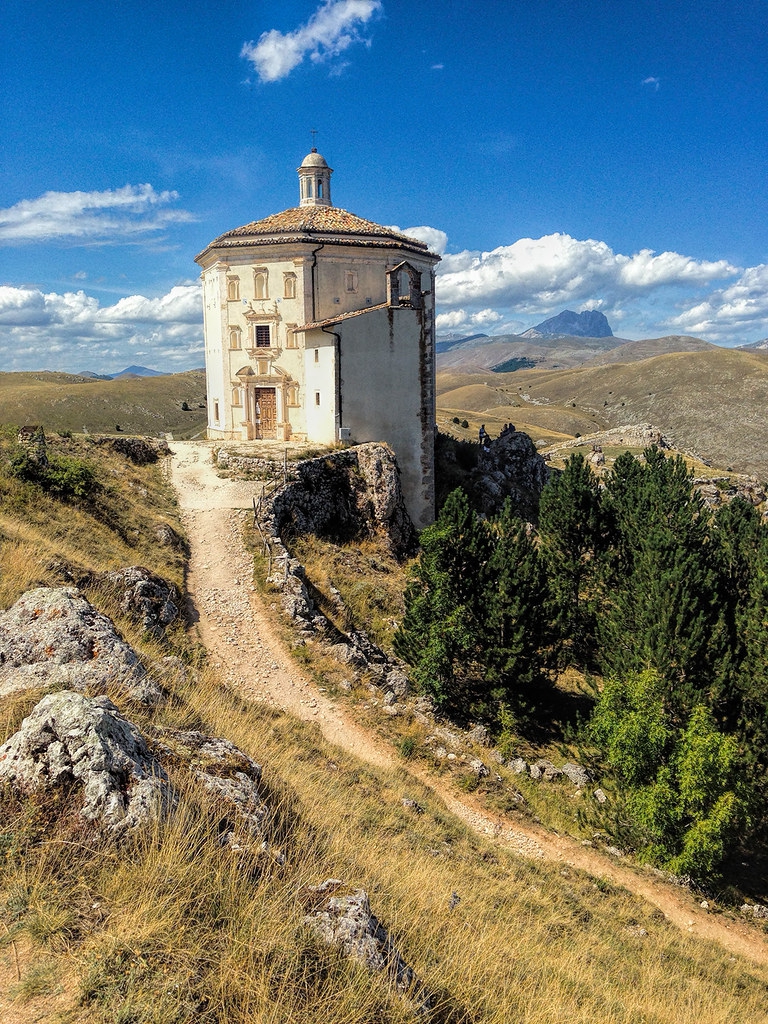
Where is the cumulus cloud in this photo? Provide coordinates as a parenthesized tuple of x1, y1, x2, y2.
(0, 284, 203, 373)
(242, 0, 382, 83)
(428, 232, 768, 343)
(0, 185, 194, 245)
(665, 264, 768, 341)
(435, 308, 503, 334)
(436, 233, 737, 317)
(386, 224, 448, 254)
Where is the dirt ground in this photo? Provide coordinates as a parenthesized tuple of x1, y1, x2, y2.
(169, 440, 768, 968)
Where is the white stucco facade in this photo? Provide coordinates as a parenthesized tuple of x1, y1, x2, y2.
(195, 150, 440, 527)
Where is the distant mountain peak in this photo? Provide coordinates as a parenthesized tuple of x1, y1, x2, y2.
(522, 310, 613, 339)
(114, 365, 166, 378)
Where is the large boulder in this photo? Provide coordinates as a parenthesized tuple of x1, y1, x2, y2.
(270, 443, 417, 559)
(100, 566, 180, 637)
(471, 429, 551, 519)
(153, 729, 266, 847)
(0, 587, 163, 704)
(304, 881, 430, 1011)
(0, 691, 170, 833)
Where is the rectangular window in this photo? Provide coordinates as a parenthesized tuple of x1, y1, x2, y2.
(255, 325, 270, 347)
(214, 401, 220, 421)
(315, 392, 321, 406)
(314, 348, 319, 363)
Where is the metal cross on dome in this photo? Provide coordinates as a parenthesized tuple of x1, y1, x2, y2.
(310, 128, 318, 147)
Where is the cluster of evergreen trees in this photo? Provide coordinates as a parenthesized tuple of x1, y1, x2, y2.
(395, 448, 768, 879)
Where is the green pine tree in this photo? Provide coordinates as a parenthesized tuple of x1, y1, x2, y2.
(394, 489, 491, 714)
(537, 452, 603, 665)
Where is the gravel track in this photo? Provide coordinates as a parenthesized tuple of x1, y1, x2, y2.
(169, 440, 768, 967)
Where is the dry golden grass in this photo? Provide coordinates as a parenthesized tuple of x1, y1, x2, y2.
(0, 369, 208, 439)
(2, 434, 768, 1022)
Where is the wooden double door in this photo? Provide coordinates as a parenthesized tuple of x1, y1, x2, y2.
(249, 387, 277, 439)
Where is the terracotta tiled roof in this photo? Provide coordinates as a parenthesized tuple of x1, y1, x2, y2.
(196, 206, 437, 261)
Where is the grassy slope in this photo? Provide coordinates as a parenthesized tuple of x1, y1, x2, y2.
(2, 437, 768, 1022)
(437, 348, 768, 475)
(0, 370, 208, 439)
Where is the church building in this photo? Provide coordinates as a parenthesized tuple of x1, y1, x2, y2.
(194, 149, 440, 528)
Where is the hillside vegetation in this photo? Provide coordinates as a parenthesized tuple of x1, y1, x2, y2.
(0, 370, 208, 439)
(437, 347, 768, 477)
(2, 438, 768, 1020)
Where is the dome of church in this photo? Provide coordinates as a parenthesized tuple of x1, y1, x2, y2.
(299, 148, 328, 168)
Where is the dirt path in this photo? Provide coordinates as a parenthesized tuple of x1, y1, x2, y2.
(169, 440, 768, 968)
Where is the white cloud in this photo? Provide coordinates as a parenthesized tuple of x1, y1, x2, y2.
(242, 0, 382, 83)
(435, 308, 503, 334)
(0, 185, 194, 244)
(642, 76, 661, 91)
(665, 264, 768, 340)
(386, 224, 448, 254)
(431, 232, 768, 344)
(436, 232, 737, 318)
(0, 284, 203, 373)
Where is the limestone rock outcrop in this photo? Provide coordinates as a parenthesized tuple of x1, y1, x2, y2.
(304, 881, 430, 1012)
(100, 566, 180, 637)
(0, 690, 171, 833)
(0, 587, 163, 704)
(472, 429, 551, 519)
(270, 443, 417, 559)
(154, 728, 266, 847)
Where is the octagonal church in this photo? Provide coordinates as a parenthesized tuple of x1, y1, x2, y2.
(194, 149, 440, 528)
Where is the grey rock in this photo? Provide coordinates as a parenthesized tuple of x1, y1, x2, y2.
(508, 757, 528, 774)
(305, 886, 430, 1011)
(385, 668, 410, 698)
(154, 523, 185, 549)
(97, 436, 166, 464)
(270, 443, 417, 560)
(471, 429, 551, 519)
(741, 903, 768, 919)
(529, 764, 542, 780)
(153, 729, 266, 846)
(0, 587, 162, 704)
(594, 788, 607, 803)
(468, 758, 489, 777)
(100, 566, 179, 636)
(0, 690, 170, 833)
(468, 724, 491, 747)
(560, 763, 591, 787)
(534, 759, 560, 781)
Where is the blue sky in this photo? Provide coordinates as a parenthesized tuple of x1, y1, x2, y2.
(1, 0, 766, 373)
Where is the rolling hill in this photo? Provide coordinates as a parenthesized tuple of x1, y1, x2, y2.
(437, 347, 768, 479)
(0, 369, 208, 438)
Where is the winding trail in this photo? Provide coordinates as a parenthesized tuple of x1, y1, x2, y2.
(170, 440, 768, 968)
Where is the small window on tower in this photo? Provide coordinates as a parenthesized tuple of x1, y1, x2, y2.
(314, 348, 319, 363)
(229, 327, 242, 350)
(315, 391, 321, 406)
(317, 179, 323, 198)
(255, 325, 271, 348)
(226, 277, 240, 301)
(283, 273, 297, 299)
(345, 270, 358, 293)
